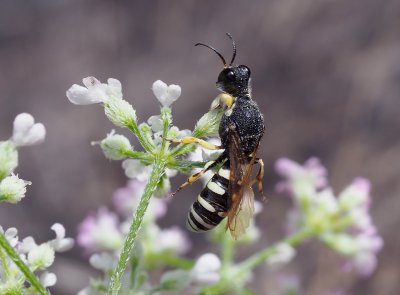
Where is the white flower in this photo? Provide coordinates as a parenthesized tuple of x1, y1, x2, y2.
(152, 80, 181, 107)
(19, 236, 38, 253)
(268, 243, 296, 267)
(148, 115, 163, 133)
(89, 252, 116, 271)
(99, 130, 132, 160)
(0, 227, 19, 247)
(40, 271, 57, 287)
(48, 223, 74, 252)
(122, 159, 152, 181)
(0, 174, 31, 204)
(190, 253, 221, 286)
(12, 113, 46, 147)
(188, 137, 222, 184)
(66, 77, 122, 105)
(156, 226, 191, 255)
(28, 243, 55, 269)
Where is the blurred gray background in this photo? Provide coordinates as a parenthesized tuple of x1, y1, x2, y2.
(0, 0, 399, 294)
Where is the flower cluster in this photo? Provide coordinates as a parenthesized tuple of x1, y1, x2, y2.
(0, 113, 46, 203)
(0, 113, 74, 294)
(0, 224, 73, 293)
(276, 157, 383, 277)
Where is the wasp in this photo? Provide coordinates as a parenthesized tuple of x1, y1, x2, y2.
(169, 33, 265, 239)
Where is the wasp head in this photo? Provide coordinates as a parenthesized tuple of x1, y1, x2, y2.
(196, 33, 252, 97)
(216, 65, 251, 97)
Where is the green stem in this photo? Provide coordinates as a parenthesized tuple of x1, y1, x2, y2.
(127, 121, 155, 154)
(107, 159, 166, 295)
(235, 229, 313, 276)
(220, 231, 234, 273)
(0, 233, 49, 295)
(149, 253, 194, 270)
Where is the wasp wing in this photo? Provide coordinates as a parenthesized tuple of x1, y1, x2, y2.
(226, 124, 258, 239)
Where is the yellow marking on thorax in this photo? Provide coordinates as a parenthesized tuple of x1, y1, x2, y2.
(217, 93, 234, 109)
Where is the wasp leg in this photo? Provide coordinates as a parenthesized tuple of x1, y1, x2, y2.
(171, 160, 219, 196)
(167, 137, 222, 150)
(251, 159, 264, 194)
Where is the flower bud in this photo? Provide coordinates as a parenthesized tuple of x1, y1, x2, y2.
(194, 107, 223, 137)
(104, 97, 137, 128)
(0, 141, 18, 180)
(100, 131, 132, 160)
(0, 174, 31, 204)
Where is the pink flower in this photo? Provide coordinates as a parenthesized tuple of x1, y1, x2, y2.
(77, 207, 124, 254)
(275, 157, 327, 196)
(113, 180, 167, 220)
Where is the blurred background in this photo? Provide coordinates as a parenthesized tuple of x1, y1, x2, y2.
(0, 0, 399, 294)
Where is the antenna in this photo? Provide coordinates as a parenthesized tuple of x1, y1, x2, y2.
(226, 33, 236, 65)
(195, 43, 227, 67)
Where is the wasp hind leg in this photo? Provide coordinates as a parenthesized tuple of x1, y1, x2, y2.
(252, 159, 265, 194)
(167, 136, 222, 150)
(171, 160, 219, 196)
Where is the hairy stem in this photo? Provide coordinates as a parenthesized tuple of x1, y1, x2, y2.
(0, 233, 49, 295)
(235, 229, 313, 276)
(108, 159, 166, 295)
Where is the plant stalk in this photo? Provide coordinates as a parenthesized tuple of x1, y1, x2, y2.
(0, 232, 49, 295)
(107, 159, 166, 295)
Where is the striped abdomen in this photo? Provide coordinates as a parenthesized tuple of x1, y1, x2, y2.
(186, 161, 230, 232)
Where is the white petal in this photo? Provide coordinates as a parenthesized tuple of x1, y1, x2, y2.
(107, 78, 123, 99)
(268, 243, 296, 267)
(22, 123, 46, 146)
(13, 113, 34, 135)
(40, 271, 57, 287)
(82, 76, 101, 88)
(122, 159, 152, 181)
(19, 236, 38, 253)
(148, 115, 163, 132)
(167, 84, 181, 101)
(51, 223, 65, 239)
(66, 84, 93, 105)
(192, 253, 221, 273)
(5, 227, 18, 247)
(152, 80, 168, 101)
(89, 252, 116, 271)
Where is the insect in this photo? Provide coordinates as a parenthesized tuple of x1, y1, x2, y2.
(170, 33, 265, 239)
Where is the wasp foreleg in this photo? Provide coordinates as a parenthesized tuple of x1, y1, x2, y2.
(166, 137, 222, 150)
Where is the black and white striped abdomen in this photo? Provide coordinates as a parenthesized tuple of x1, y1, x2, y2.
(186, 161, 230, 232)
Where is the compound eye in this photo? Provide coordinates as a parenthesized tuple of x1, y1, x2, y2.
(226, 70, 235, 81)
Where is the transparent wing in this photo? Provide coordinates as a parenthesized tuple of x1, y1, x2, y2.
(228, 186, 255, 239)
(226, 124, 259, 239)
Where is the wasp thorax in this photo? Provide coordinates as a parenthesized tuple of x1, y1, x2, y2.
(216, 65, 251, 97)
